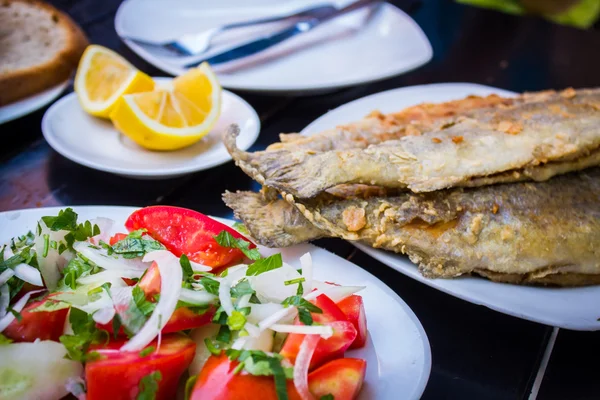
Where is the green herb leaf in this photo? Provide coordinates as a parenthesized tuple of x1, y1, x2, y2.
(0, 333, 13, 345)
(111, 235, 165, 259)
(119, 286, 156, 335)
(246, 254, 283, 276)
(180, 254, 193, 280)
(281, 296, 322, 314)
(59, 256, 96, 289)
(232, 222, 249, 235)
(7, 306, 22, 322)
(137, 371, 162, 400)
(227, 310, 247, 331)
(139, 346, 156, 357)
(320, 395, 335, 400)
(216, 325, 231, 343)
(268, 357, 289, 400)
(297, 308, 314, 326)
(59, 308, 107, 362)
(214, 231, 261, 260)
(225, 350, 291, 400)
(230, 279, 255, 298)
(41, 208, 78, 231)
(204, 338, 222, 356)
(199, 277, 220, 296)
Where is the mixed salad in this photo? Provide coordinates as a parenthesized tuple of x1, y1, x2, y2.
(0, 206, 369, 400)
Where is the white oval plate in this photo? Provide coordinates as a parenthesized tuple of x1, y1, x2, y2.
(114, 0, 432, 94)
(0, 206, 431, 399)
(0, 81, 68, 125)
(41, 79, 260, 179)
(300, 82, 600, 331)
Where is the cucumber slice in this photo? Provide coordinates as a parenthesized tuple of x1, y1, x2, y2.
(0, 341, 83, 400)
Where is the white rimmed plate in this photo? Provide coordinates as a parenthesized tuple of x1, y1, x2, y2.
(114, 0, 432, 94)
(41, 78, 260, 179)
(0, 206, 432, 399)
(300, 82, 600, 331)
(0, 81, 68, 125)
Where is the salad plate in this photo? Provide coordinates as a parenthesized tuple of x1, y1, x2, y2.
(300, 82, 600, 331)
(0, 81, 68, 125)
(0, 206, 431, 399)
(41, 78, 260, 179)
(114, 0, 432, 94)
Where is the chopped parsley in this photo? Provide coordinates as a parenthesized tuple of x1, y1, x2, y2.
(198, 277, 220, 296)
(246, 253, 283, 276)
(227, 310, 247, 331)
(137, 371, 162, 400)
(59, 256, 97, 289)
(111, 230, 165, 259)
(230, 279, 255, 298)
(59, 308, 107, 362)
(281, 295, 322, 326)
(119, 286, 157, 335)
(214, 231, 261, 260)
(40, 208, 100, 253)
(179, 254, 194, 280)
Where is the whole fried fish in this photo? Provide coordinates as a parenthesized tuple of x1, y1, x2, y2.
(225, 88, 600, 198)
(267, 93, 516, 152)
(224, 168, 600, 286)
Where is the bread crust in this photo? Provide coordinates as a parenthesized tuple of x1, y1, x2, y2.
(0, 0, 89, 106)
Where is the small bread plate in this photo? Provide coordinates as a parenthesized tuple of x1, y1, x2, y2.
(0, 81, 69, 125)
(41, 78, 260, 179)
(114, 0, 432, 94)
(301, 82, 600, 331)
(0, 205, 432, 399)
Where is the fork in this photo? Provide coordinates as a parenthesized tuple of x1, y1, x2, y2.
(120, 3, 338, 56)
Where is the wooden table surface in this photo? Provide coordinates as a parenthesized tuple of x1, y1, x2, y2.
(1, 1, 599, 399)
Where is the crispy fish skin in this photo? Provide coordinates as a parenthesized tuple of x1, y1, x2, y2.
(267, 94, 516, 152)
(225, 169, 600, 286)
(225, 88, 600, 198)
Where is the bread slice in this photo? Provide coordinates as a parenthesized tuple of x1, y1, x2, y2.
(0, 0, 88, 106)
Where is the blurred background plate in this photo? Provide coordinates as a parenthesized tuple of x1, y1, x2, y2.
(114, 0, 432, 94)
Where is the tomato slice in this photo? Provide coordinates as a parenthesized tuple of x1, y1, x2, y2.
(279, 294, 357, 370)
(308, 358, 367, 400)
(190, 354, 302, 400)
(336, 295, 368, 349)
(3, 293, 68, 342)
(138, 262, 161, 300)
(125, 206, 255, 268)
(86, 333, 195, 400)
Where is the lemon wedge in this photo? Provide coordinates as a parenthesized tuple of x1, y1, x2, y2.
(74, 45, 154, 118)
(109, 63, 222, 151)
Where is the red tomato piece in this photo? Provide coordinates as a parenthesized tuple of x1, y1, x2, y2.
(190, 354, 302, 400)
(3, 294, 68, 342)
(138, 262, 161, 300)
(125, 206, 255, 268)
(98, 306, 215, 335)
(109, 233, 128, 246)
(280, 294, 357, 370)
(336, 295, 368, 349)
(86, 333, 196, 400)
(308, 358, 367, 400)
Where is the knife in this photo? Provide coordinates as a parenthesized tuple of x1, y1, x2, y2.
(185, 0, 380, 68)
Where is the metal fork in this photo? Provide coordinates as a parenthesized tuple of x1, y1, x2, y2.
(120, 3, 338, 56)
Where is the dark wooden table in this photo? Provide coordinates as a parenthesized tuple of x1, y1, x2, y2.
(1, 1, 599, 399)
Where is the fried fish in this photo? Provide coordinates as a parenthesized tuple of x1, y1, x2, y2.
(226, 88, 600, 198)
(224, 168, 600, 286)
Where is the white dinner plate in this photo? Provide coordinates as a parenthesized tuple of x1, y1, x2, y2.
(114, 0, 432, 94)
(41, 78, 260, 179)
(0, 206, 432, 399)
(0, 81, 68, 125)
(300, 82, 600, 331)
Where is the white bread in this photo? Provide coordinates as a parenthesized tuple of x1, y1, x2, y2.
(0, 0, 88, 105)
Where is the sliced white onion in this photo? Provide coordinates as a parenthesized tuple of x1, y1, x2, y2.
(250, 263, 303, 304)
(77, 269, 143, 286)
(0, 289, 45, 332)
(247, 303, 284, 325)
(74, 241, 150, 272)
(14, 263, 43, 286)
(189, 324, 221, 375)
(65, 376, 87, 400)
(311, 281, 365, 303)
(244, 322, 261, 338)
(121, 251, 182, 352)
(0, 269, 15, 286)
(79, 292, 114, 315)
(231, 336, 248, 350)
(270, 324, 333, 339)
(293, 335, 320, 400)
(35, 220, 73, 290)
(0, 285, 9, 318)
(189, 259, 212, 272)
(243, 328, 274, 352)
(237, 293, 252, 309)
(256, 291, 322, 332)
(92, 306, 116, 325)
(218, 265, 248, 316)
(89, 217, 115, 245)
(300, 253, 313, 294)
(179, 288, 217, 305)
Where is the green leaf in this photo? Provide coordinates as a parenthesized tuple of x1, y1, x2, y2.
(227, 310, 247, 331)
(246, 254, 283, 276)
(213, 231, 261, 260)
(0, 333, 13, 345)
(281, 296, 322, 314)
(204, 338, 222, 356)
(320, 395, 335, 400)
(139, 346, 156, 357)
(297, 308, 313, 326)
(111, 235, 165, 259)
(180, 254, 193, 280)
(42, 208, 78, 231)
(225, 350, 290, 400)
(232, 222, 249, 235)
(296, 281, 304, 296)
(119, 286, 156, 335)
(268, 357, 289, 400)
(230, 279, 255, 298)
(60, 256, 95, 289)
(216, 325, 231, 343)
(198, 277, 220, 296)
(59, 308, 107, 362)
(7, 306, 22, 322)
(137, 371, 162, 400)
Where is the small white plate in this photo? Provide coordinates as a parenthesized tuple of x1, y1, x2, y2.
(301, 82, 600, 331)
(0, 81, 68, 125)
(41, 78, 260, 179)
(0, 206, 432, 399)
(114, 0, 432, 94)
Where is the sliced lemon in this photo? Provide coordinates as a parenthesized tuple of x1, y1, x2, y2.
(109, 62, 222, 151)
(74, 45, 155, 118)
